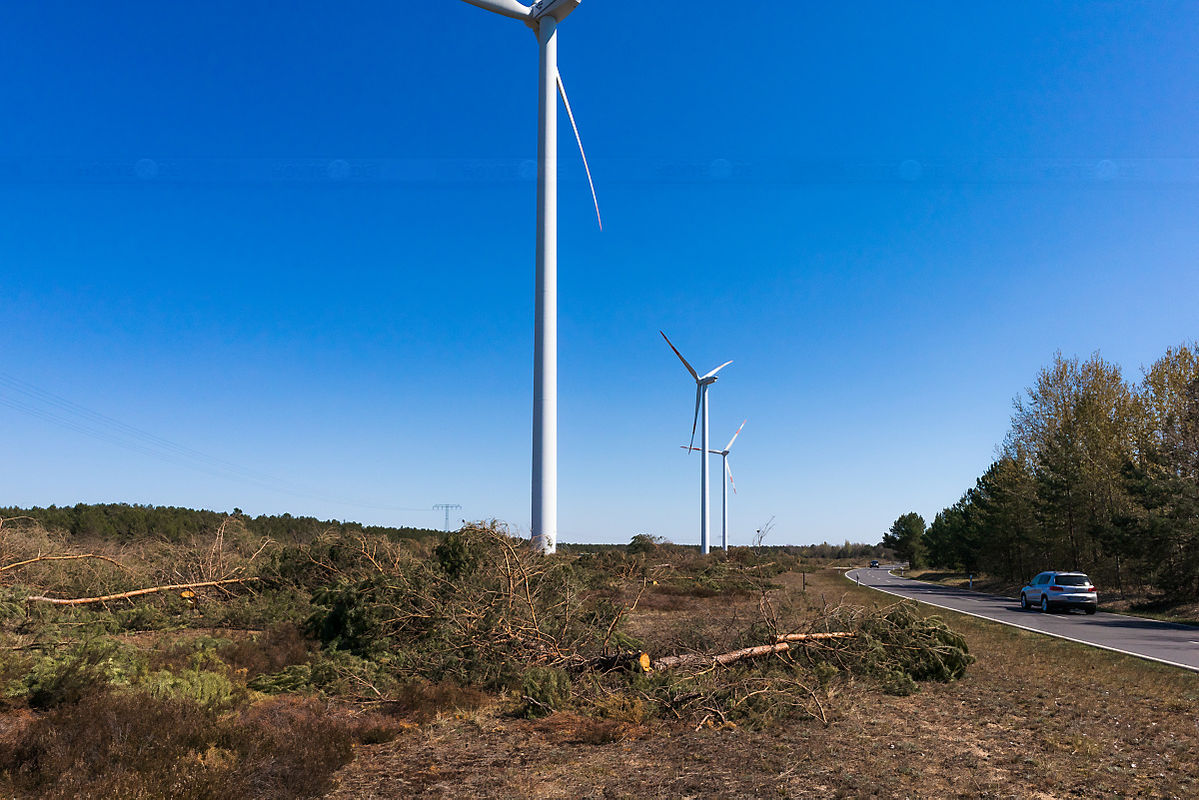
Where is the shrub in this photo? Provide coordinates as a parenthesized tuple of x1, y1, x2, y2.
(112, 603, 172, 631)
(200, 590, 313, 629)
(519, 666, 571, 718)
(388, 680, 489, 723)
(626, 534, 663, 556)
(248, 663, 314, 695)
(141, 668, 242, 710)
(857, 604, 973, 683)
(306, 576, 393, 658)
(0, 689, 359, 800)
(817, 601, 975, 692)
(433, 527, 485, 579)
(0, 586, 26, 625)
(250, 648, 399, 701)
(877, 668, 919, 696)
(219, 623, 314, 678)
(15, 639, 138, 709)
(146, 634, 231, 673)
(303, 523, 635, 691)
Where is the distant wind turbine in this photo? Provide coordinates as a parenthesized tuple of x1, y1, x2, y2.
(661, 331, 732, 555)
(458, 0, 601, 554)
(683, 420, 745, 551)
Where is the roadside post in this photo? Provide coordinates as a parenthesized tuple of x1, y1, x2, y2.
(969, 574, 974, 589)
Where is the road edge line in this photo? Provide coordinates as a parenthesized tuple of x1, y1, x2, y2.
(844, 569, 1199, 674)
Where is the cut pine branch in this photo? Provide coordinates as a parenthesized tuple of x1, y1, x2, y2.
(651, 632, 856, 672)
(774, 632, 857, 644)
(1, 553, 130, 574)
(576, 651, 653, 673)
(26, 577, 259, 606)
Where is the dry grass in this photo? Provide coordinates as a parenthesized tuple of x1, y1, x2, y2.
(322, 568, 1199, 799)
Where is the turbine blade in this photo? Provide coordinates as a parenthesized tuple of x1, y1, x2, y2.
(557, 71, 602, 231)
(700, 360, 733, 380)
(688, 385, 701, 451)
(726, 459, 737, 495)
(660, 331, 699, 381)
(724, 419, 746, 453)
(458, 0, 533, 21)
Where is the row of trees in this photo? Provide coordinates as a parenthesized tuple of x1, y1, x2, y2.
(897, 343, 1199, 599)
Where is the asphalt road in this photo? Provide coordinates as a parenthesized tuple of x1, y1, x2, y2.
(846, 566, 1199, 673)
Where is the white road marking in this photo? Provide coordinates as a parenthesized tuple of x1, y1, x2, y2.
(846, 569, 1199, 674)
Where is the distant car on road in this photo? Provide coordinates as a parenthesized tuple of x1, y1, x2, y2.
(869, 560, 880, 568)
(1020, 571, 1097, 614)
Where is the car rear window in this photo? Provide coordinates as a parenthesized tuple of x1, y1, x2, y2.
(1053, 575, 1089, 586)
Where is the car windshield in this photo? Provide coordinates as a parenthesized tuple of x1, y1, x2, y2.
(1054, 575, 1089, 586)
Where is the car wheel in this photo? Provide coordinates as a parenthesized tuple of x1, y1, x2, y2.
(1020, 593, 1029, 611)
(1085, 607, 1096, 615)
(1040, 595, 1049, 613)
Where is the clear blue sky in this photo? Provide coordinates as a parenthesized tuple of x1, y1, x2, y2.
(2, 1, 1197, 545)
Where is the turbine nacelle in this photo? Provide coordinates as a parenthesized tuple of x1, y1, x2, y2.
(681, 419, 745, 506)
(660, 330, 734, 489)
(460, 0, 579, 27)
(680, 446, 727, 456)
(532, 0, 580, 23)
(459, 0, 533, 22)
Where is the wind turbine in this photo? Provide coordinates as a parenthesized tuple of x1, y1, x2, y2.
(683, 420, 745, 551)
(661, 331, 732, 555)
(457, 0, 602, 555)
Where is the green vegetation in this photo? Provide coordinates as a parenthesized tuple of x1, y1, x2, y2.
(919, 343, 1199, 604)
(0, 510, 965, 797)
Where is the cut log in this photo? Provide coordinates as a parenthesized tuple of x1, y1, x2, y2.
(652, 632, 856, 671)
(652, 643, 790, 671)
(26, 577, 258, 606)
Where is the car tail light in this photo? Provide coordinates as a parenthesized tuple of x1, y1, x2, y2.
(1087, 586, 1096, 592)
(1049, 586, 1064, 592)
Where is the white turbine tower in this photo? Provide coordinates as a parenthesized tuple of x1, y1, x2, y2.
(683, 420, 745, 551)
(661, 331, 732, 555)
(458, 0, 601, 555)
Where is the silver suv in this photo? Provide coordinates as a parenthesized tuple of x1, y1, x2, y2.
(1020, 571, 1097, 614)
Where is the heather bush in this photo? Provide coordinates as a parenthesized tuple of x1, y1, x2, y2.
(0, 689, 360, 800)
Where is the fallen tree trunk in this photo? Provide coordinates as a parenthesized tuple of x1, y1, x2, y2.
(26, 577, 258, 606)
(652, 632, 856, 672)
